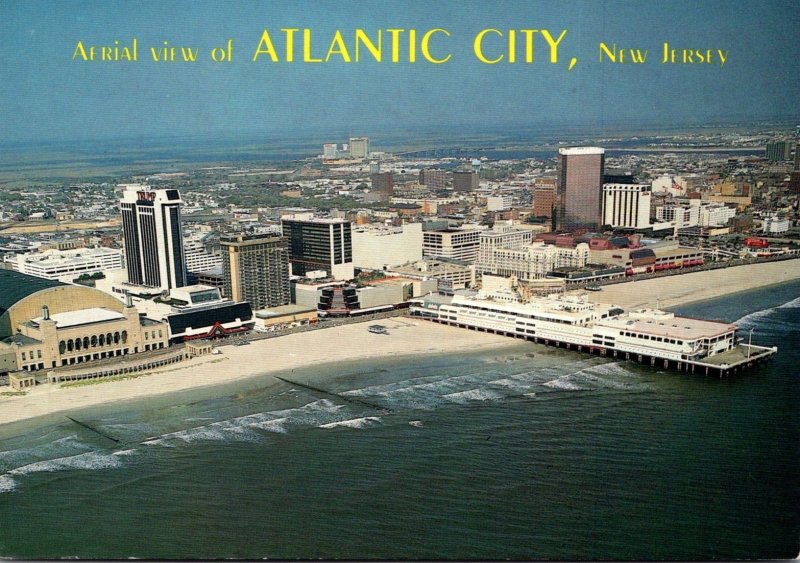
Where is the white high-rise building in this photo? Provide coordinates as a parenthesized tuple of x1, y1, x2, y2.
(120, 184, 187, 291)
(602, 184, 652, 229)
(349, 137, 369, 159)
(323, 143, 338, 159)
(476, 222, 533, 274)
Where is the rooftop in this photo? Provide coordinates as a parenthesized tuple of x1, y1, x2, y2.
(2, 333, 43, 346)
(0, 270, 66, 316)
(558, 147, 605, 156)
(254, 304, 317, 318)
(30, 308, 124, 329)
(601, 310, 736, 340)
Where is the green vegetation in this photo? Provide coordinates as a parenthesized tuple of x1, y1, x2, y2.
(0, 391, 27, 397)
(60, 373, 148, 388)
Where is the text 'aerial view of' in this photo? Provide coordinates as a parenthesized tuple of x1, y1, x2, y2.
(0, 0, 798, 560)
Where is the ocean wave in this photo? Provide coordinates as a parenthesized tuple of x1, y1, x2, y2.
(540, 361, 649, 392)
(442, 388, 505, 403)
(0, 474, 17, 493)
(342, 372, 486, 398)
(735, 295, 800, 328)
(318, 417, 382, 429)
(0, 449, 132, 493)
(542, 378, 587, 391)
(144, 400, 349, 446)
(249, 417, 289, 434)
(0, 435, 92, 472)
(10, 451, 125, 477)
(487, 377, 527, 389)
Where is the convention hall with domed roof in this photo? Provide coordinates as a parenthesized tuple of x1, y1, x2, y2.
(0, 270, 168, 374)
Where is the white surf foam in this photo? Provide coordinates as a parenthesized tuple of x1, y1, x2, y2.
(0, 449, 134, 494)
(318, 417, 382, 430)
(249, 417, 289, 434)
(542, 378, 587, 391)
(0, 474, 17, 493)
(442, 388, 505, 403)
(735, 295, 800, 328)
(143, 399, 348, 446)
(409, 420, 424, 427)
(0, 434, 93, 472)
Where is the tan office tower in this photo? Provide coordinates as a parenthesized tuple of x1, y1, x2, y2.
(557, 147, 605, 231)
(221, 233, 290, 309)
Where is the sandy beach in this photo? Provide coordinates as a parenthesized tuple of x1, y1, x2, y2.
(586, 259, 800, 310)
(1, 260, 798, 428)
(0, 318, 517, 427)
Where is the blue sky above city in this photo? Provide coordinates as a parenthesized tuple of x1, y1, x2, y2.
(1, 0, 799, 142)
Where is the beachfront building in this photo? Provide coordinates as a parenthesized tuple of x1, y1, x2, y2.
(162, 285, 254, 342)
(221, 232, 291, 309)
(281, 214, 354, 280)
(0, 270, 169, 375)
(476, 222, 534, 275)
(120, 184, 188, 291)
(483, 241, 591, 281)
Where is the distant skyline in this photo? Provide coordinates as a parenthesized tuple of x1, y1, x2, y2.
(2, 0, 799, 142)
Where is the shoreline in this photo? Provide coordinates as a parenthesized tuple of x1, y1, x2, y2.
(1, 260, 799, 431)
(0, 318, 518, 431)
(586, 259, 800, 310)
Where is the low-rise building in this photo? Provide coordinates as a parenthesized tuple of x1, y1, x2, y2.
(5, 247, 124, 281)
(352, 222, 423, 270)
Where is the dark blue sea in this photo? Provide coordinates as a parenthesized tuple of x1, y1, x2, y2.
(0, 282, 797, 559)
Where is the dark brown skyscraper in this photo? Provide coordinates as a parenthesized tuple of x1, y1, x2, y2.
(557, 147, 605, 231)
(453, 170, 479, 192)
(370, 172, 394, 200)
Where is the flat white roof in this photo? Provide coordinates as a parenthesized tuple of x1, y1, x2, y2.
(558, 147, 605, 155)
(34, 308, 125, 328)
(600, 314, 735, 340)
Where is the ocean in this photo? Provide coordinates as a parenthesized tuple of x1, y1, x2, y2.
(0, 282, 797, 560)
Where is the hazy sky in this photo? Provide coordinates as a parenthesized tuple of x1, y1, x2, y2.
(1, 0, 798, 142)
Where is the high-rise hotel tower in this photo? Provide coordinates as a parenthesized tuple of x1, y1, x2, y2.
(120, 184, 187, 291)
(281, 214, 354, 280)
(557, 147, 605, 231)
